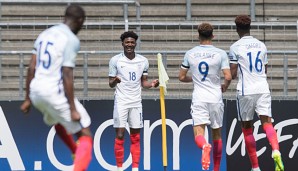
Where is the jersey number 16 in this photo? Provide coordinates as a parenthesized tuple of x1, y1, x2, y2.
(247, 51, 262, 73)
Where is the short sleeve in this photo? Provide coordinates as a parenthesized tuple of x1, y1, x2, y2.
(221, 51, 230, 69)
(62, 38, 79, 68)
(32, 41, 38, 55)
(143, 58, 149, 75)
(229, 46, 238, 64)
(181, 51, 190, 69)
(262, 44, 268, 65)
(109, 56, 118, 77)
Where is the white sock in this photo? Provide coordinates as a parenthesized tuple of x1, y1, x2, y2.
(272, 150, 281, 158)
(252, 167, 261, 171)
(132, 168, 138, 171)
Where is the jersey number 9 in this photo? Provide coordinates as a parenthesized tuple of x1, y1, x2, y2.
(198, 61, 209, 81)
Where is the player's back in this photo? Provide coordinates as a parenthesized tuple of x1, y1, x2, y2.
(30, 24, 80, 95)
(185, 45, 229, 103)
(229, 36, 270, 95)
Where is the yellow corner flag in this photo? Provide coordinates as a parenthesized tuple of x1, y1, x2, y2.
(157, 53, 170, 95)
(157, 53, 169, 170)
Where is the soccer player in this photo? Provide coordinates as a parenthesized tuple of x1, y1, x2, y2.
(109, 31, 159, 171)
(179, 23, 232, 171)
(229, 15, 284, 171)
(20, 5, 93, 171)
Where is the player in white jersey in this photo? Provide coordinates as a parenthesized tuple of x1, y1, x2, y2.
(179, 23, 231, 171)
(109, 31, 159, 171)
(229, 15, 284, 171)
(20, 5, 93, 171)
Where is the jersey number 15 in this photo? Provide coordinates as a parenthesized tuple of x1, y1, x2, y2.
(37, 41, 53, 69)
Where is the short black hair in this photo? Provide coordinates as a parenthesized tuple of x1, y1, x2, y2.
(65, 5, 85, 20)
(120, 31, 138, 42)
(198, 23, 213, 40)
(235, 15, 251, 30)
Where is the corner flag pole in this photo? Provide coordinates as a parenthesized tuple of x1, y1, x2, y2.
(157, 53, 169, 171)
(160, 86, 167, 170)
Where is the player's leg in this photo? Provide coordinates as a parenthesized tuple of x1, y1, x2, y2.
(211, 128, 222, 171)
(34, 93, 93, 171)
(257, 94, 280, 150)
(260, 116, 279, 150)
(73, 127, 93, 171)
(130, 128, 141, 171)
(31, 94, 77, 157)
(242, 121, 260, 170)
(194, 125, 211, 170)
(209, 102, 224, 171)
(115, 128, 125, 171)
(52, 96, 93, 171)
(237, 95, 260, 170)
(54, 124, 77, 154)
(256, 93, 284, 171)
(71, 99, 93, 171)
(128, 107, 143, 171)
(260, 116, 284, 171)
(113, 104, 128, 171)
(191, 102, 211, 170)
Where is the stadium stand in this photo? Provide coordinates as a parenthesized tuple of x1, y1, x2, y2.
(0, 0, 297, 100)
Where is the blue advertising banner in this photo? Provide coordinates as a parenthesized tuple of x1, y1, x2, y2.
(226, 100, 298, 171)
(0, 100, 227, 171)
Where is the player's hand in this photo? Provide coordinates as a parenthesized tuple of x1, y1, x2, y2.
(114, 76, 121, 84)
(71, 110, 81, 122)
(20, 99, 31, 114)
(151, 79, 159, 88)
(221, 84, 227, 92)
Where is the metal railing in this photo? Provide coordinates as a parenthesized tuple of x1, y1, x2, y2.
(0, 0, 255, 22)
(1, 0, 296, 23)
(186, 0, 256, 21)
(0, 0, 141, 28)
(0, 50, 297, 101)
(0, 0, 136, 3)
(0, 21, 298, 100)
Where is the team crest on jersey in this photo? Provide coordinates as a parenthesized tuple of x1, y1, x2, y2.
(138, 64, 143, 69)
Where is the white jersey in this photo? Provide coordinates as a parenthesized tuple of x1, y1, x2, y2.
(109, 53, 149, 107)
(30, 24, 80, 95)
(229, 36, 270, 95)
(181, 45, 230, 103)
